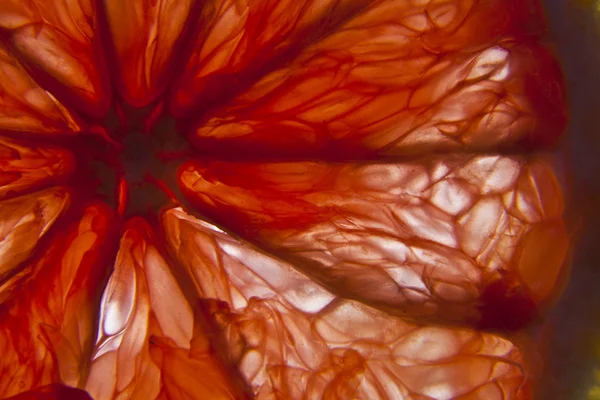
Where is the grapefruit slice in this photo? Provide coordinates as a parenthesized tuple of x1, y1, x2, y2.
(0, 0, 569, 399)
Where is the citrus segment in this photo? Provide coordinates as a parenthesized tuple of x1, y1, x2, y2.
(161, 208, 529, 399)
(0, 0, 111, 117)
(178, 155, 567, 328)
(102, 0, 196, 107)
(169, 0, 373, 116)
(0, 203, 114, 398)
(0, 137, 73, 199)
(188, 0, 565, 157)
(85, 218, 244, 400)
(0, 187, 69, 296)
(0, 43, 80, 135)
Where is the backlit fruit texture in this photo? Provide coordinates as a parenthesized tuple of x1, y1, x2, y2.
(0, 1, 569, 399)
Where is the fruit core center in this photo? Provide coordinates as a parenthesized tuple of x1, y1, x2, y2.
(86, 113, 190, 218)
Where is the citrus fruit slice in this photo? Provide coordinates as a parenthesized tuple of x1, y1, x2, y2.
(0, 0, 569, 399)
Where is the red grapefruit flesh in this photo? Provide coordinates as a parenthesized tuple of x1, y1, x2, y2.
(0, 0, 569, 399)
(0, 203, 115, 397)
(0, 0, 111, 117)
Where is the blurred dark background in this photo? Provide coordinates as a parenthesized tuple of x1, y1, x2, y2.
(537, 1, 600, 399)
